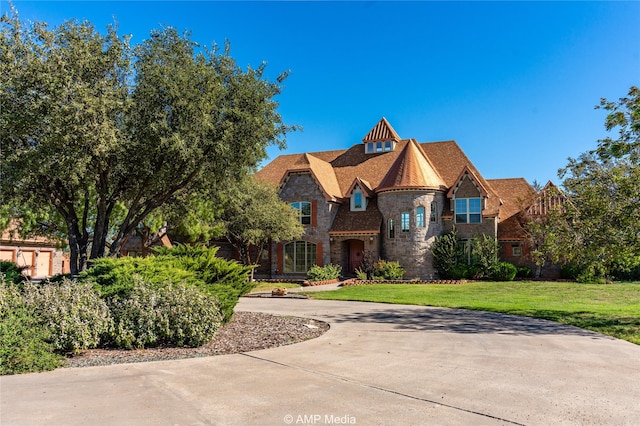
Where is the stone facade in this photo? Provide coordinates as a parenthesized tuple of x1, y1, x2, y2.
(377, 190, 446, 278)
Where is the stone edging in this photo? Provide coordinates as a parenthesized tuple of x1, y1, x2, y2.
(342, 279, 471, 286)
(302, 278, 340, 287)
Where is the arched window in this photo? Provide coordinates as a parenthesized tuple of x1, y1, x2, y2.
(284, 241, 317, 273)
(430, 201, 438, 223)
(290, 201, 311, 225)
(416, 206, 425, 227)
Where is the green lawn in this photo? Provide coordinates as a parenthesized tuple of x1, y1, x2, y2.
(308, 281, 640, 345)
(249, 282, 302, 293)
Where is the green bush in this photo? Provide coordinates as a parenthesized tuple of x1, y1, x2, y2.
(448, 263, 469, 280)
(307, 264, 342, 282)
(560, 263, 583, 280)
(81, 245, 253, 323)
(372, 260, 405, 280)
(23, 279, 112, 353)
(0, 279, 62, 375)
(155, 245, 254, 323)
(432, 229, 464, 279)
(107, 278, 222, 349)
(79, 255, 201, 298)
(354, 267, 368, 280)
(0, 261, 27, 287)
(470, 234, 499, 277)
(516, 266, 532, 278)
(489, 262, 518, 281)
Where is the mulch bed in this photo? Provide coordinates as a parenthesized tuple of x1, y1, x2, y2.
(64, 312, 329, 369)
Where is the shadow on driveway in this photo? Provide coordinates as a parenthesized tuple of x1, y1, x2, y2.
(318, 305, 608, 339)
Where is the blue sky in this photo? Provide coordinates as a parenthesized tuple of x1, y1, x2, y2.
(3, 1, 639, 185)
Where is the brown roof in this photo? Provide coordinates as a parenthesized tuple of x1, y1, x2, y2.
(255, 121, 530, 224)
(329, 198, 383, 235)
(362, 117, 401, 142)
(376, 139, 446, 193)
(488, 178, 536, 240)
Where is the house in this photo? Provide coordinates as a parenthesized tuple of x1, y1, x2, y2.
(0, 222, 70, 278)
(254, 118, 540, 279)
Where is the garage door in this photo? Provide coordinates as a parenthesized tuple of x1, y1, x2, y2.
(0, 249, 14, 262)
(34, 251, 52, 278)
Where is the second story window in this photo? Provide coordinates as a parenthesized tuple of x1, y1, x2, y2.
(350, 187, 366, 211)
(455, 198, 481, 224)
(291, 201, 311, 225)
(388, 218, 395, 239)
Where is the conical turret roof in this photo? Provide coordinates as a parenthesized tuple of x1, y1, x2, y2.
(376, 139, 446, 193)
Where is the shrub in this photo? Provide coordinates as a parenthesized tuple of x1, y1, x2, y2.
(23, 279, 112, 353)
(0, 279, 62, 375)
(516, 266, 532, 278)
(156, 245, 254, 323)
(0, 261, 27, 287)
(560, 263, 583, 280)
(354, 267, 368, 281)
(432, 229, 465, 279)
(307, 264, 341, 282)
(448, 263, 469, 280)
(470, 234, 499, 277)
(489, 262, 518, 281)
(372, 260, 405, 280)
(107, 278, 222, 349)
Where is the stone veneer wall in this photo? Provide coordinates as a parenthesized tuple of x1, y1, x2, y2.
(273, 172, 336, 276)
(377, 190, 446, 279)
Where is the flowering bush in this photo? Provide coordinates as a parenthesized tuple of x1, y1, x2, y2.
(372, 260, 405, 280)
(23, 279, 112, 353)
(0, 279, 63, 374)
(107, 278, 222, 349)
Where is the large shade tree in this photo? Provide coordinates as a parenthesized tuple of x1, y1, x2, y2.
(0, 10, 294, 276)
(539, 86, 640, 280)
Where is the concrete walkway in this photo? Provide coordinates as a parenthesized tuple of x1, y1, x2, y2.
(1, 298, 639, 425)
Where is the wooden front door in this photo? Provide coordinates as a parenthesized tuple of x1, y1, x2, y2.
(348, 240, 365, 273)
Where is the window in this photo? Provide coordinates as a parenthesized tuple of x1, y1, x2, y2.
(512, 244, 522, 257)
(350, 187, 366, 211)
(401, 212, 410, 232)
(430, 201, 438, 223)
(455, 198, 481, 224)
(291, 201, 311, 225)
(284, 241, 317, 273)
(416, 206, 425, 227)
(366, 141, 394, 154)
(388, 218, 395, 238)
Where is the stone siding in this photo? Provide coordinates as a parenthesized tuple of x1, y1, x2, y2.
(377, 190, 446, 279)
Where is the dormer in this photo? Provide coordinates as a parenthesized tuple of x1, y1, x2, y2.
(362, 117, 401, 154)
(447, 166, 490, 224)
(346, 177, 374, 212)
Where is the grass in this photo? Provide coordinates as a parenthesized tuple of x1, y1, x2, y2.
(249, 282, 302, 293)
(308, 281, 640, 345)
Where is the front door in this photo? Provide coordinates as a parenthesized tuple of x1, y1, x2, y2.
(348, 240, 365, 273)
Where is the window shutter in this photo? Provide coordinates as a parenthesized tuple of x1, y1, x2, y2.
(316, 242, 323, 266)
(311, 201, 318, 227)
(506, 244, 512, 257)
(276, 243, 283, 274)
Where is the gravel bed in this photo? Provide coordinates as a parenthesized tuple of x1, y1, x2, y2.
(64, 312, 329, 368)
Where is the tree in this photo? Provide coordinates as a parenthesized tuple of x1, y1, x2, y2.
(1, 10, 294, 276)
(217, 176, 303, 279)
(548, 86, 640, 280)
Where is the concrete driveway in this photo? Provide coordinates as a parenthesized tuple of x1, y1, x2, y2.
(1, 297, 639, 425)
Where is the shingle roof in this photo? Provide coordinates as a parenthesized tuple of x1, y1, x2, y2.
(362, 117, 401, 142)
(255, 121, 531, 229)
(376, 139, 446, 193)
(329, 198, 383, 235)
(488, 178, 536, 240)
